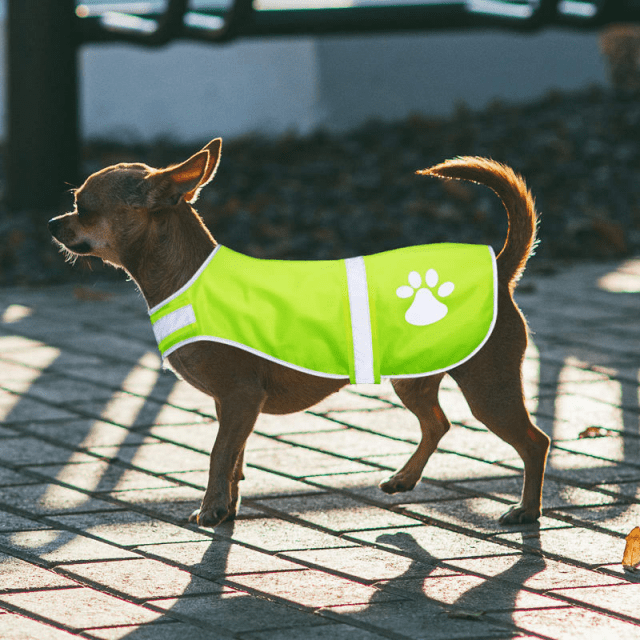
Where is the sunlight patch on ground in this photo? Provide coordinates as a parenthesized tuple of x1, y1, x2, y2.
(0, 338, 60, 419)
(119, 351, 161, 395)
(597, 259, 640, 293)
(1, 304, 33, 324)
(553, 355, 623, 444)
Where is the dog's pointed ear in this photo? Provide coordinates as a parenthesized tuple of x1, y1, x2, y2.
(166, 150, 211, 197)
(184, 138, 222, 203)
(145, 149, 210, 209)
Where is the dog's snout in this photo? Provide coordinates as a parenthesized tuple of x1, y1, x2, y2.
(48, 217, 62, 237)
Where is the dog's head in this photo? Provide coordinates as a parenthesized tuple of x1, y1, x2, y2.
(48, 138, 222, 269)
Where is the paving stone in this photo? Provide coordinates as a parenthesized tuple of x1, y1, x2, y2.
(558, 432, 640, 463)
(345, 526, 515, 563)
(593, 480, 640, 501)
(147, 422, 219, 450)
(495, 526, 626, 567)
(551, 503, 640, 536)
(454, 476, 622, 511)
(0, 467, 40, 488)
(0, 586, 161, 630)
(0, 484, 120, 515)
(74, 395, 208, 429)
(322, 407, 424, 440)
(90, 440, 209, 475)
(28, 460, 174, 494)
(0, 612, 81, 639)
(380, 572, 565, 612)
(49, 510, 212, 547)
(418, 451, 520, 483)
(246, 440, 371, 477)
(241, 468, 325, 499)
(544, 451, 640, 485)
(0, 336, 58, 359)
(430, 426, 521, 464)
(106, 484, 204, 517)
(0, 552, 79, 591)
(493, 606, 640, 639)
(150, 591, 321, 633)
(4, 376, 115, 405)
(239, 623, 388, 640)
(310, 470, 464, 504)
(0, 437, 81, 467)
(0, 512, 52, 533)
(0, 359, 45, 384)
(0, 399, 78, 425)
(58, 557, 227, 601)
(400, 497, 566, 535)
(1, 529, 140, 563)
(85, 619, 228, 640)
(447, 554, 628, 590)
(596, 563, 640, 583)
(328, 600, 512, 639)
(230, 569, 398, 608)
(214, 517, 356, 552)
(138, 538, 304, 577)
(256, 410, 343, 436)
(281, 428, 417, 460)
(256, 492, 420, 533)
(23, 419, 146, 449)
(284, 545, 429, 582)
(550, 583, 640, 620)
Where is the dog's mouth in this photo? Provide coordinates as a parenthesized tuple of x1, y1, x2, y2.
(66, 241, 93, 255)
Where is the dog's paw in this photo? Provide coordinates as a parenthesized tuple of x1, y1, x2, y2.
(499, 503, 540, 525)
(379, 473, 418, 494)
(188, 505, 235, 528)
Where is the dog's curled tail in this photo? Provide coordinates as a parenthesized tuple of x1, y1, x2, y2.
(418, 157, 538, 289)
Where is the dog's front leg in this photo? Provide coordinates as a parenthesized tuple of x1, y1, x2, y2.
(190, 388, 265, 528)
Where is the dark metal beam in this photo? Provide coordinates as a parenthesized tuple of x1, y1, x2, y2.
(6, 0, 80, 211)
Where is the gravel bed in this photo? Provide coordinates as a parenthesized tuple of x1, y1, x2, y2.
(1, 84, 639, 286)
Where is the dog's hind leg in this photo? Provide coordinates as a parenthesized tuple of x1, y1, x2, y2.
(380, 373, 450, 494)
(449, 316, 550, 524)
(227, 447, 245, 520)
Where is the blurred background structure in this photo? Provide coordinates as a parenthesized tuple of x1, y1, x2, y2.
(2, 1, 640, 282)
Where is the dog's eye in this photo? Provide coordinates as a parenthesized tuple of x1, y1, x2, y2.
(76, 205, 88, 218)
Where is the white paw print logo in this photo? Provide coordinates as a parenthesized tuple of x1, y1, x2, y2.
(396, 269, 455, 326)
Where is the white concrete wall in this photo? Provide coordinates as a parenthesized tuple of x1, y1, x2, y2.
(0, 11, 609, 142)
(80, 38, 322, 141)
(315, 29, 608, 129)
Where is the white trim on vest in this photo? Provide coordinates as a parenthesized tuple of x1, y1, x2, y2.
(152, 304, 196, 344)
(345, 256, 375, 384)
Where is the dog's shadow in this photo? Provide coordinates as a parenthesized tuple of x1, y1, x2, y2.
(368, 530, 546, 625)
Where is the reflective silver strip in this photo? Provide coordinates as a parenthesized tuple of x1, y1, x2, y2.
(152, 304, 196, 345)
(345, 256, 374, 384)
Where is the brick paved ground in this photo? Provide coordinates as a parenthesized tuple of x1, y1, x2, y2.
(0, 258, 639, 639)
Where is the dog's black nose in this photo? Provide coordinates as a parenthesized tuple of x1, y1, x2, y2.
(48, 218, 61, 237)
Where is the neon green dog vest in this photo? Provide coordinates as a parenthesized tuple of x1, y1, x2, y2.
(149, 244, 496, 384)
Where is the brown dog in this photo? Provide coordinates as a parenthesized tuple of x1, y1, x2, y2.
(48, 138, 550, 528)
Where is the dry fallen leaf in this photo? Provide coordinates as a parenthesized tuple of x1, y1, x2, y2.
(73, 287, 114, 302)
(579, 426, 609, 439)
(622, 526, 640, 572)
